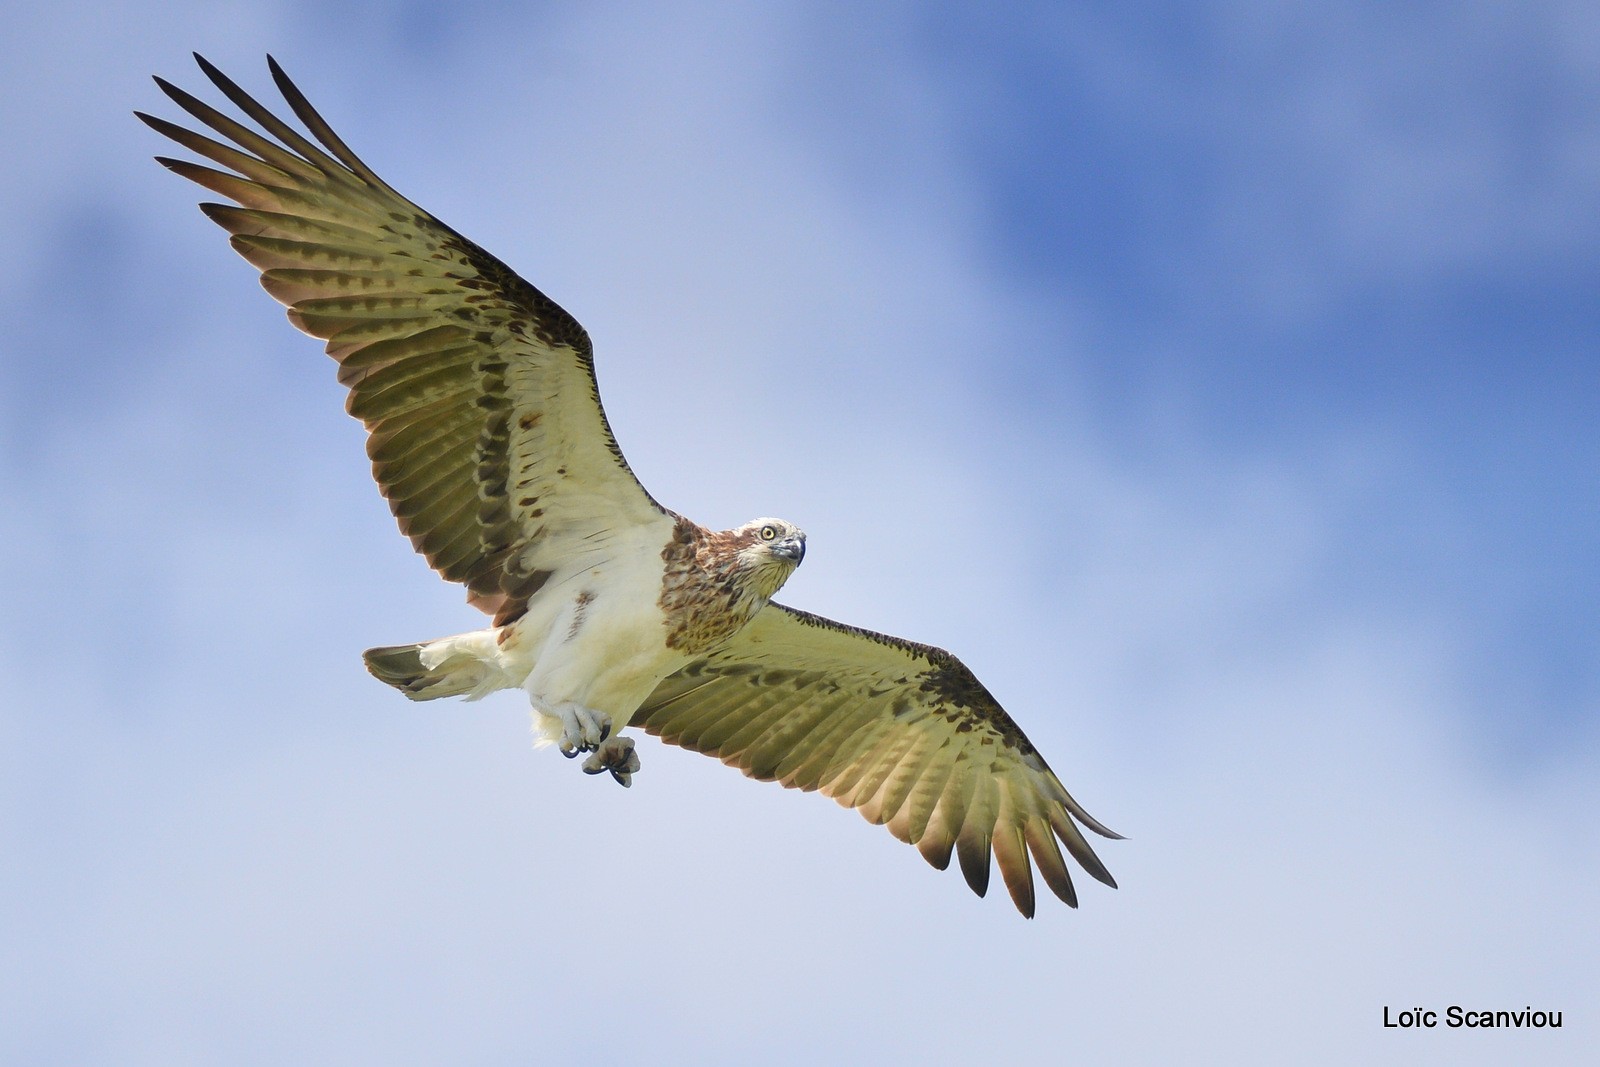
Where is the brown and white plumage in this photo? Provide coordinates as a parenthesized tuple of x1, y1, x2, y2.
(634, 605, 1119, 915)
(141, 54, 1120, 916)
(142, 54, 668, 628)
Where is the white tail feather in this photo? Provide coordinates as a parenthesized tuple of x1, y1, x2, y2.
(364, 629, 517, 701)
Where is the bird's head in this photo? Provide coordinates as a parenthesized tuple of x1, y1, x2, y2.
(733, 516, 806, 599)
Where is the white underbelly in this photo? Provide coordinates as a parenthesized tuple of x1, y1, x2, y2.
(504, 562, 690, 728)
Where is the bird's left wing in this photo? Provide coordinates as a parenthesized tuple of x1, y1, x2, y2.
(632, 603, 1120, 916)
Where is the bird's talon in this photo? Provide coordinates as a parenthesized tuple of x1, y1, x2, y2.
(576, 735, 638, 787)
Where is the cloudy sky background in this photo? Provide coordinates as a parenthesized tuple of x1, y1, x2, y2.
(3, 1, 1596, 1063)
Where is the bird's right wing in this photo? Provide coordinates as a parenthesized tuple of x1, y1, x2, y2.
(140, 55, 673, 624)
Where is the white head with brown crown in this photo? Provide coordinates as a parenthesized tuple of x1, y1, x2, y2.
(728, 516, 807, 600)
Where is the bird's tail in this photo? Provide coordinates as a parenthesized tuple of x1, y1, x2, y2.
(363, 630, 513, 701)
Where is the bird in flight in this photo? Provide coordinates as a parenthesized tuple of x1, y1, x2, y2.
(139, 55, 1120, 916)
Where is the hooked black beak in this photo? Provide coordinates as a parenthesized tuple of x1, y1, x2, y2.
(772, 537, 805, 564)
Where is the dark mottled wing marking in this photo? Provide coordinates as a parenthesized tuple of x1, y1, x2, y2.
(140, 55, 671, 623)
(631, 603, 1120, 916)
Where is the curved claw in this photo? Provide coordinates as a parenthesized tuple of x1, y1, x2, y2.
(598, 719, 612, 743)
(561, 744, 580, 759)
(577, 736, 639, 786)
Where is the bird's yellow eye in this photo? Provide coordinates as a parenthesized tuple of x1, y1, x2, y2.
(760, 525, 777, 541)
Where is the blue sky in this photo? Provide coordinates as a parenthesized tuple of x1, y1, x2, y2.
(3, 2, 1596, 1064)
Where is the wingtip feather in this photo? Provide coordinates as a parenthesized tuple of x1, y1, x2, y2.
(192, 51, 227, 85)
(1025, 817, 1079, 907)
(955, 826, 992, 899)
(992, 819, 1036, 918)
(914, 831, 954, 871)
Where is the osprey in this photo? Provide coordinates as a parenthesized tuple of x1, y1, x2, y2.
(140, 55, 1121, 916)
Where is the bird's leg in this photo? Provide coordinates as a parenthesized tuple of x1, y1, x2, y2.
(582, 736, 641, 787)
(552, 702, 612, 758)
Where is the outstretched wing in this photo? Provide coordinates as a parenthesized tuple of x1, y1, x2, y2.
(139, 55, 671, 624)
(632, 603, 1120, 916)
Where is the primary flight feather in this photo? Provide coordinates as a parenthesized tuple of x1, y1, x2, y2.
(140, 54, 1120, 916)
